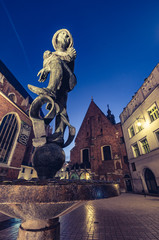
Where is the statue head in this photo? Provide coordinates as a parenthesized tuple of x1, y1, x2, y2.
(52, 29, 73, 52)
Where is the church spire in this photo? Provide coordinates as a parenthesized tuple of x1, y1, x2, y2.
(107, 104, 116, 124)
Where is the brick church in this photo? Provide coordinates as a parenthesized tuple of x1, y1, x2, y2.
(0, 60, 33, 180)
(70, 99, 132, 191)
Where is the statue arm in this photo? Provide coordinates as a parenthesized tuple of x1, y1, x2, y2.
(67, 47, 76, 60)
(47, 60, 63, 93)
(37, 67, 50, 82)
(64, 48, 76, 62)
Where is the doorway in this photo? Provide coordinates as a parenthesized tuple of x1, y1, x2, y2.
(124, 174, 132, 192)
(144, 168, 158, 194)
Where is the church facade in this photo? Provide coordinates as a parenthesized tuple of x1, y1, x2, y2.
(70, 100, 131, 191)
(0, 60, 33, 180)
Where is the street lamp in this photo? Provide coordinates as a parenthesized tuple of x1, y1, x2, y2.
(136, 117, 149, 129)
(137, 121, 142, 127)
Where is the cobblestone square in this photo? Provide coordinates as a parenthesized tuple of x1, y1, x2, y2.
(0, 193, 159, 240)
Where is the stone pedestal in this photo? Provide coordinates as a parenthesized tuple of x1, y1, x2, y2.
(17, 218, 60, 240)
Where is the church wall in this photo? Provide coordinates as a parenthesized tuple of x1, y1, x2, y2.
(70, 101, 131, 191)
(0, 63, 33, 180)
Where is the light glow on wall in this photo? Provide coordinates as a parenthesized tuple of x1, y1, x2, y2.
(143, 120, 150, 128)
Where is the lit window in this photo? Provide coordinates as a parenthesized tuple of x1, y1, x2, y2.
(70, 173, 79, 180)
(140, 138, 150, 154)
(0, 114, 18, 164)
(132, 143, 140, 157)
(128, 125, 135, 138)
(101, 145, 112, 161)
(148, 104, 159, 122)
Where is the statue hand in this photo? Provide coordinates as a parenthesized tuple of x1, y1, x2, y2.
(37, 68, 49, 82)
(67, 47, 76, 60)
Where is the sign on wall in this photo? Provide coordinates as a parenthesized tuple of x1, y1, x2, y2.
(18, 121, 31, 146)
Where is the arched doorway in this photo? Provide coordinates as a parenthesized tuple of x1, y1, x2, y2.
(145, 168, 158, 194)
(70, 172, 79, 180)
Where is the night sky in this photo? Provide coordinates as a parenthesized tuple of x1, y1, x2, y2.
(1, 0, 159, 160)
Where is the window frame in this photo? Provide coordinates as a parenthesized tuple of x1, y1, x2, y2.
(131, 162, 136, 172)
(8, 92, 17, 103)
(140, 138, 150, 154)
(0, 113, 20, 165)
(154, 129, 159, 143)
(147, 103, 159, 122)
(80, 148, 90, 164)
(101, 145, 112, 161)
(132, 143, 140, 158)
(128, 125, 135, 138)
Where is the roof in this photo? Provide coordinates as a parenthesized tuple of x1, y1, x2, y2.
(0, 60, 33, 104)
(75, 100, 111, 139)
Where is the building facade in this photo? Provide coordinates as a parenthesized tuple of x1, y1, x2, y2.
(0, 60, 33, 180)
(70, 100, 131, 191)
(120, 64, 159, 194)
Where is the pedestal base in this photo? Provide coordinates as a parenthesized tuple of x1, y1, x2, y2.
(17, 218, 60, 240)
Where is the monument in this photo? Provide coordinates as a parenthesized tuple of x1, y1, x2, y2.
(28, 29, 77, 179)
(0, 29, 120, 240)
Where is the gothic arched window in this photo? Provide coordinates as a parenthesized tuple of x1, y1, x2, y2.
(0, 114, 18, 164)
(101, 145, 112, 161)
(81, 148, 91, 168)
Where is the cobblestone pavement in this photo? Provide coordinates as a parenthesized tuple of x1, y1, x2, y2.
(0, 193, 159, 240)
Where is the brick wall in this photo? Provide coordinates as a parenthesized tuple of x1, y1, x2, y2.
(0, 76, 29, 113)
(70, 101, 130, 190)
(0, 91, 33, 180)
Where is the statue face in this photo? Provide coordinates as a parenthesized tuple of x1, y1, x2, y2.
(57, 31, 70, 50)
(52, 29, 73, 51)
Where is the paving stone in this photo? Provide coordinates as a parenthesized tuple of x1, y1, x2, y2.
(0, 193, 159, 239)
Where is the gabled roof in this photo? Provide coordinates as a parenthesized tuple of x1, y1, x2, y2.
(75, 100, 114, 140)
(0, 60, 33, 104)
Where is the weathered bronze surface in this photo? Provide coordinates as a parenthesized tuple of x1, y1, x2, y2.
(28, 29, 77, 179)
(28, 29, 76, 149)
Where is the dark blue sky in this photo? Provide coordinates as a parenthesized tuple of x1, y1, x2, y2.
(1, 0, 159, 160)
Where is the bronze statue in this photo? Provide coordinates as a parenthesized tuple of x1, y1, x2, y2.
(28, 29, 77, 148)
